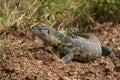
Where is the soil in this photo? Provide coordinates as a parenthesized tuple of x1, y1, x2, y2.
(0, 22, 120, 80)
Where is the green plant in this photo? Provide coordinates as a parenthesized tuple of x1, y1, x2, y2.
(90, 0, 120, 22)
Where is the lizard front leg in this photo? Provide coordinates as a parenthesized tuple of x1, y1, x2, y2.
(61, 48, 74, 63)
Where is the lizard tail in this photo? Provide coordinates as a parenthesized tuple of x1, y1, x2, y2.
(102, 46, 112, 56)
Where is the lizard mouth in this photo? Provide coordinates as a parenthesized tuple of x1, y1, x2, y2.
(31, 27, 40, 34)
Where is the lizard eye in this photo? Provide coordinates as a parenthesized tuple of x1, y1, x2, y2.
(47, 30, 50, 34)
(47, 30, 53, 35)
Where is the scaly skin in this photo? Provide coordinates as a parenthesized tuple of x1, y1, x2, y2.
(31, 25, 112, 63)
(70, 33, 102, 62)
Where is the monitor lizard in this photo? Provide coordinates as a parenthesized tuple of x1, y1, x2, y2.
(31, 25, 112, 63)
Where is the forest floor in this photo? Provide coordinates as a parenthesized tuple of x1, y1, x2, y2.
(0, 22, 120, 80)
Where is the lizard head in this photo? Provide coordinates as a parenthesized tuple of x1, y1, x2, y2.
(31, 25, 72, 47)
(31, 25, 56, 38)
(31, 25, 61, 44)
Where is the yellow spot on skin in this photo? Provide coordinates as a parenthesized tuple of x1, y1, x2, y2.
(96, 53, 101, 58)
(87, 42, 89, 45)
(95, 47, 97, 50)
(84, 52, 88, 54)
(89, 52, 91, 56)
(90, 48, 92, 51)
(81, 45, 84, 48)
